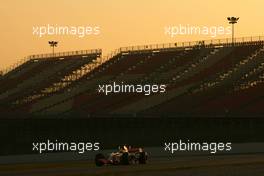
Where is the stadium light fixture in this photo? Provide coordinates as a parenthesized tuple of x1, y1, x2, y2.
(227, 17, 239, 44)
(48, 41, 58, 57)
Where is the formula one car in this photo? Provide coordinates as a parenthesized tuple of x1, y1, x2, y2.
(95, 146, 148, 166)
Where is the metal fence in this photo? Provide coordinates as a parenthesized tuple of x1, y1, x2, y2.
(27, 49, 102, 60)
(119, 36, 264, 53)
(1, 49, 102, 75)
(99, 36, 264, 65)
(1, 36, 264, 75)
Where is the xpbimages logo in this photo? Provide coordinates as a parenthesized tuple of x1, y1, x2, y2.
(98, 82, 167, 95)
(164, 140, 232, 154)
(165, 24, 231, 38)
(32, 140, 100, 154)
(32, 24, 100, 38)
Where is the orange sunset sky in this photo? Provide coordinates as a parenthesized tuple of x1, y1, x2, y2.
(1, 0, 264, 70)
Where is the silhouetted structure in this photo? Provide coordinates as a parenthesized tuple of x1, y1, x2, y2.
(0, 37, 264, 118)
(227, 17, 239, 44)
(48, 41, 58, 57)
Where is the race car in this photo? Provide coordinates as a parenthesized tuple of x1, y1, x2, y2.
(95, 145, 148, 166)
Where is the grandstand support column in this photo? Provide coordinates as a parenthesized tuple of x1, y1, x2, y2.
(227, 17, 239, 45)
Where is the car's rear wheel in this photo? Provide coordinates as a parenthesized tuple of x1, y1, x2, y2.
(95, 153, 106, 166)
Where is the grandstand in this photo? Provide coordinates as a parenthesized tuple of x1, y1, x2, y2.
(1, 36, 264, 118)
(0, 49, 101, 114)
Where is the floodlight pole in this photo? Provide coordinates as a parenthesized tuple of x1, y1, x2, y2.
(232, 23, 234, 43)
(52, 45, 55, 56)
(227, 17, 239, 45)
(48, 41, 58, 57)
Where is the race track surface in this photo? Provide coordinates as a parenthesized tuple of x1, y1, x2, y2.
(0, 154, 264, 176)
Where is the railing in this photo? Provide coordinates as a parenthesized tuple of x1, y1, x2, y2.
(100, 48, 122, 63)
(1, 57, 30, 76)
(1, 36, 264, 76)
(1, 49, 102, 75)
(28, 49, 102, 60)
(118, 36, 264, 53)
(98, 36, 264, 64)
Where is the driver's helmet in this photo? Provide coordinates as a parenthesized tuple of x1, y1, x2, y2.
(119, 145, 128, 153)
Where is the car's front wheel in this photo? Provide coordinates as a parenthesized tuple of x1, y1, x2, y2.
(139, 152, 147, 164)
